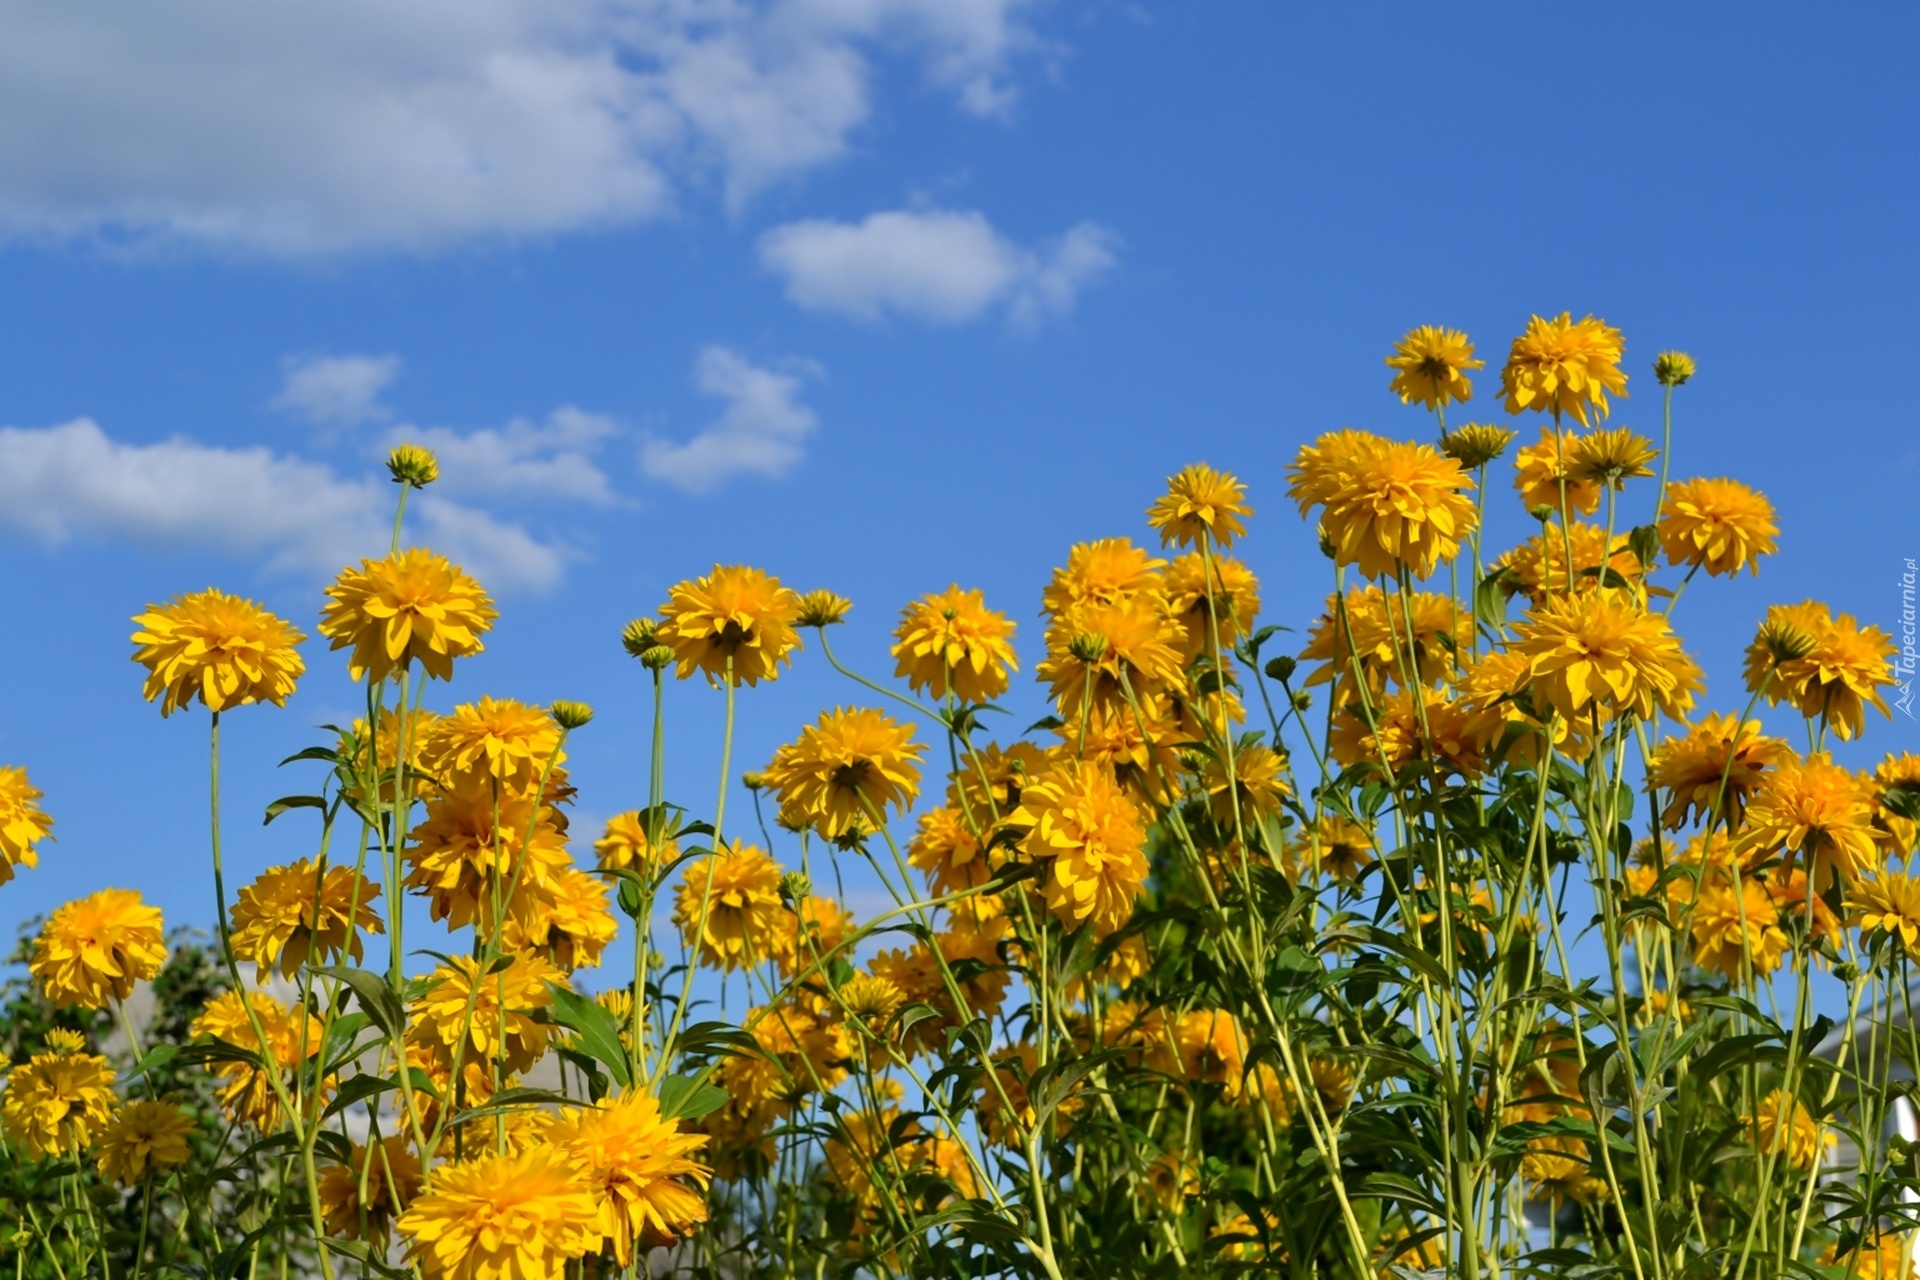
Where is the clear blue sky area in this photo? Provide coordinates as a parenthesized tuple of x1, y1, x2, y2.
(0, 3, 1915, 987)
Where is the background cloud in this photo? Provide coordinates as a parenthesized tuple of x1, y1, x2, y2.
(0, 0, 1039, 256)
(640, 347, 820, 493)
(272, 353, 402, 429)
(757, 208, 1118, 325)
(395, 407, 622, 506)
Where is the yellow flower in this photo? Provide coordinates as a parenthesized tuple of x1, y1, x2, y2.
(339, 708, 439, 808)
(1512, 589, 1701, 723)
(1300, 585, 1469, 697)
(1746, 1088, 1833, 1171)
(1493, 519, 1643, 604)
(1511, 426, 1603, 517)
(398, 1146, 602, 1280)
(1744, 601, 1894, 742)
(419, 697, 567, 792)
(97, 1100, 194, 1185)
(1, 1040, 116, 1158)
(229, 858, 384, 979)
(1690, 868, 1788, 982)
(1288, 431, 1477, 580)
(1500, 312, 1628, 426)
(1736, 753, 1879, 888)
(0, 765, 53, 886)
(762, 708, 923, 839)
(1139, 1149, 1200, 1213)
(1210, 1209, 1285, 1264)
(191, 990, 326, 1130)
(1440, 423, 1518, 469)
(1146, 463, 1253, 548)
(772, 894, 851, 979)
(545, 1093, 713, 1264)
(505, 867, 618, 973)
(1163, 551, 1262, 662)
(388, 442, 440, 488)
(1645, 713, 1790, 831)
(1384, 325, 1483, 411)
(909, 804, 998, 896)
(131, 589, 306, 716)
(594, 811, 679, 875)
(659, 565, 802, 687)
(32, 888, 167, 1010)
(1851, 872, 1920, 956)
(1327, 685, 1502, 779)
(1283, 815, 1377, 884)
(1658, 477, 1779, 577)
(1569, 426, 1658, 488)
(892, 587, 1019, 704)
(837, 971, 907, 1033)
(1011, 760, 1148, 937)
(1200, 741, 1291, 827)
(411, 953, 563, 1075)
(1873, 753, 1920, 856)
(320, 548, 497, 684)
(1040, 538, 1166, 617)
(404, 776, 573, 932)
(1653, 350, 1696, 387)
(319, 1135, 423, 1244)
(673, 840, 786, 971)
(1522, 1136, 1608, 1207)
(1037, 593, 1188, 719)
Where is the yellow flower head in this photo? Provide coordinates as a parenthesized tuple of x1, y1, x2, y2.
(1653, 350, 1696, 387)
(1283, 814, 1377, 884)
(1327, 685, 1502, 780)
(1440, 423, 1518, 470)
(1163, 551, 1262, 661)
(230, 858, 384, 979)
(1493, 519, 1643, 604)
(1851, 871, 1920, 956)
(1522, 1135, 1608, 1208)
(1872, 752, 1920, 857)
(32, 888, 167, 1010)
(419, 697, 567, 794)
(1300, 584, 1469, 698)
(763, 708, 923, 839)
(1569, 427, 1658, 489)
(1746, 1088, 1833, 1171)
(1040, 538, 1166, 618)
(545, 1092, 713, 1265)
(908, 804, 997, 897)
(1512, 589, 1701, 723)
(1646, 713, 1790, 831)
(191, 990, 326, 1130)
(319, 1135, 423, 1246)
(0, 765, 54, 886)
(1690, 868, 1788, 982)
(504, 867, 618, 973)
(594, 811, 680, 875)
(1287, 430, 1477, 580)
(1011, 760, 1148, 937)
(398, 1146, 601, 1280)
(659, 565, 803, 687)
(891, 587, 1019, 703)
(1500, 312, 1628, 426)
(1512, 427, 1603, 517)
(795, 589, 853, 628)
(411, 953, 562, 1075)
(404, 777, 572, 932)
(1659, 477, 1779, 577)
(1037, 593, 1188, 718)
(1200, 741, 1291, 827)
(97, 1100, 195, 1185)
(387, 442, 440, 488)
(339, 708, 439, 808)
(673, 840, 786, 972)
(1, 1041, 117, 1158)
(1146, 463, 1253, 549)
(1744, 601, 1894, 742)
(1140, 1149, 1201, 1213)
(131, 589, 306, 716)
(1385, 325, 1483, 411)
(1737, 753, 1880, 889)
(838, 970, 908, 1033)
(320, 548, 497, 684)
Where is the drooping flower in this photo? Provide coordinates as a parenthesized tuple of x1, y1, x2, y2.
(659, 565, 803, 687)
(594, 811, 680, 875)
(131, 589, 306, 716)
(321, 549, 496, 684)
(1, 1037, 117, 1158)
(1384, 325, 1483, 411)
(1746, 1089, 1833, 1171)
(1658, 477, 1779, 577)
(229, 858, 384, 979)
(1511, 427, 1603, 517)
(0, 765, 54, 886)
(1500, 313, 1629, 427)
(1645, 713, 1790, 831)
(673, 841, 786, 971)
(1439, 423, 1518, 470)
(545, 1092, 713, 1264)
(891, 587, 1019, 704)
(837, 970, 908, 1034)
(1011, 760, 1148, 937)
(1737, 753, 1880, 888)
(32, 888, 167, 1010)
(1512, 589, 1701, 723)
(1743, 601, 1894, 742)
(1146, 463, 1253, 549)
(1288, 431, 1478, 580)
(97, 1100, 195, 1185)
(398, 1146, 601, 1280)
(319, 1135, 424, 1245)
(762, 708, 923, 839)
(419, 697, 567, 793)
(411, 953, 563, 1075)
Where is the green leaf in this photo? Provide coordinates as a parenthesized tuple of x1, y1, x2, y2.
(546, 983, 631, 1088)
(315, 966, 406, 1040)
(658, 1073, 730, 1121)
(264, 794, 328, 825)
(279, 745, 343, 768)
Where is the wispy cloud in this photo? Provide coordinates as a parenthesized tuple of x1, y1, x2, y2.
(394, 407, 622, 506)
(639, 347, 820, 493)
(273, 353, 402, 430)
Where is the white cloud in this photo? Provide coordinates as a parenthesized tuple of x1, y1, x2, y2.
(640, 347, 819, 492)
(395, 407, 622, 506)
(273, 353, 401, 429)
(0, 418, 567, 590)
(757, 208, 1118, 325)
(0, 0, 1039, 256)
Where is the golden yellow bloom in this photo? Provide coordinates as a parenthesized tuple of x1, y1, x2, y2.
(0, 765, 53, 886)
(1493, 519, 1643, 604)
(762, 708, 923, 839)
(420, 697, 566, 792)
(404, 777, 572, 932)
(1653, 350, 1696, 387)
(1041, 538, 1166, 618)
(1511, 426, 1603, 517)
(1737, 753, 1879, 888)
(1873, 753, 1920, 857)
(97, 1100, 195, 1185)
(1162, 552, 1259, 662)
(1201, 741, 1291, 827)
(131, 589, 306, 716)
(795, 589, 852, 628)
(411, 953, 562, 1075)
(908, 804, 997, 896)
(1139, 1149, 1200, 1213)
(32, 888, 166, 1010)
(1500, 312, 1628, 427)
(1658, 477, 1778, 577)
(772, 894, 851, 979)
(1, 1040, 116, 1158)
(1646, 713, 1789, 831)
(1385, 325, 1483, 410)
(837, 971, 907, 1033)
(388, 442, 440, 487)
(1851, 872, 1920, 955)
(1038, 593, 1188, 718)
(891, 586, 1018, 704)
(1569, 426, 1657, 488)
(399, 1146, 601, 1280)
(1744, 601, 1894, 742)
(1523, 1136, 1608, 1207)
(1440, 423, 1518, 469)
(1300, 584, 1469, 697)
(1289, 431, 1477, 580)
(1512, 589, 1701, 723)
(594, 811, 680, 875)
(659, 565, 802, 687)
(339, 708, 439, 807)
(506, 867, 618, 973)
(319, 1135, 423, 1244)
(1747, 1088, 1833, 1171)
(1327, 685, 1501, 779)
(321, 549, 497, 683)
(191, 990, 327, 1130)
(230, 858, 384, 979)
(1012, 760, 1148, 937)
(673, 840, 786, 971)
(1283, 815, 1376, 884)
(1210, 1209, 1284, 1264)
(1690, 869, 1788, 982)
(546, 1092, 712, 1264)
(1146, 463, 1253, 549)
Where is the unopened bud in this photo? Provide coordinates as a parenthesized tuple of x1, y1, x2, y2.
(1653, 350, 1696, 388)
(778, 872, 812, 906)
(640, 645, 675, 672)
(797, 590, 853, 628)
(550, 700, 594, 731)
(1264, 655, 1297, 684)
(622, 618, 662, 658)
(386, 443, 439, 489)
(1068, 632, 1109, 664)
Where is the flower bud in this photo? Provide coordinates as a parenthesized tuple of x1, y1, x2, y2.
(386, 443, 439, 489)
(622, 618, 661, 658)
(778, 872, 812, 906)
(1263, 654, 1298, 684)
(1068, 632, 1109, 664)
(1653, 350, 1696, 388)
(550, 700, 594, 731)
(797, 590, 852, 628)
(640, 645, 675, 672)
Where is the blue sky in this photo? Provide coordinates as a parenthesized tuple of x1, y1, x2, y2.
(1, 2, 1916, 985)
